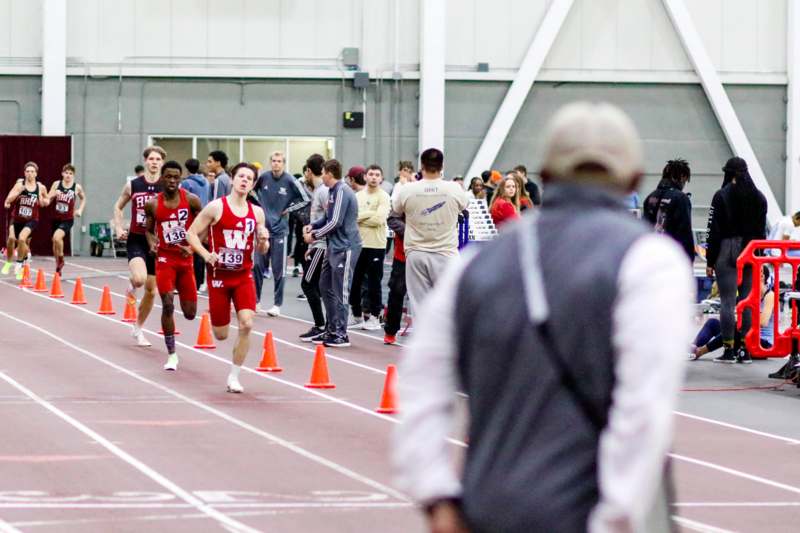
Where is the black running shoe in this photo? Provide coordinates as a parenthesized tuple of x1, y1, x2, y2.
(713, 348, 737, 364)
(312, 333, 335, 345)
(296, 293, 307, 301)
(299, 326, 325, 342)
(736, 349, 752, 364)
(323, 335, 351, 348)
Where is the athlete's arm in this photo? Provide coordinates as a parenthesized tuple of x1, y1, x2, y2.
(3, 182, 22, 208)
(75, 184, 86, 217)
(187, 193, 202, 216)
(47, 181, 60, 201)
(253, 205, 270, 254)
(113, 181, 132, 240)
(38, 183, 50, 207)
(187, 199, 223, 266)
(144, 199, 159, 255)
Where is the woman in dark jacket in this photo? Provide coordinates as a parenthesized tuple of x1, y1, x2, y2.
(705, 157, 768, 364)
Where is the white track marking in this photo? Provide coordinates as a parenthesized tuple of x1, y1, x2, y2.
(0, 371, 259, 533)
(671, 516, 734, 533)
(675, 501, 800, 507)
(671, 453, 800, 495)
(0, 311, 411, 500)
(675, 411, 800, 445)
(0, 519, 22, 533)
(0, 502, 411, 510)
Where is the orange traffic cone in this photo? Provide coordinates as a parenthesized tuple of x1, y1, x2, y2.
(32, 269, 47, 292)
(305, 345, 335, 389)
(376, 364, 399, 414)
(121, 298, 137, 323)
(18, 264, 32, 288)
(97, 285, 115, 315)
(255, 331, 282, 372)
(194, 312, 216, 349)
(71, 277, 87, 304)
(49, 273, 64, 298)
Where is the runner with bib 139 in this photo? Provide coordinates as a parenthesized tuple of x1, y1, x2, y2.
(186, 162, 269, 393)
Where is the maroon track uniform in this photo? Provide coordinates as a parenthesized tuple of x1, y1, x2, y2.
(127, 176, 163, 275)
(52, 181, 77, 234)
(12, 183, 40, 236)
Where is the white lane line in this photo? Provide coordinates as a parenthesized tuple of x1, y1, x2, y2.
(0, 371, 259, 533)
(671, 516, 734, 533)
(0, 519, 22, 533)
(58, 258, 408, 346)
(0, 310, 411, 500)
(671, 453, 800, 496)
(675, 411, 800, 446)
(0, 502, 412, 510)
(675, 502, 800, 507)
(54, 270, 394, 377)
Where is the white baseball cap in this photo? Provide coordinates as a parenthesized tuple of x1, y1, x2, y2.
(540, 102, 643, 189)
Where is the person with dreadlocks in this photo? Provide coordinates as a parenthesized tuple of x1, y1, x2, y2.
(643, 158, 695, 261)
(706, 157, 767, 364)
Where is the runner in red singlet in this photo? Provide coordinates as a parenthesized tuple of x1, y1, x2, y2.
(187, 162, 269, 393)
(113, 146, 165, 347)
(47, 163, 86, 274)
(145, 161, 202, 371)
(2, 162, 49, 279)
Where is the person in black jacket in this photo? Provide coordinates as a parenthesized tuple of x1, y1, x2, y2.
(643, 159, 695, 261)
(706, 157, 768, 364)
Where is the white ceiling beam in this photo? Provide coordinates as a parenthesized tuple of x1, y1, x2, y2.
(418, 0, 446, 153)
(787, 0, 800, 215)
(41, 0, 67, 136)
(465, 0, 575, 180)
(662, 0, 783, 226)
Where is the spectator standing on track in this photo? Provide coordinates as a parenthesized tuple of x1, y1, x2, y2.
(47, 163, 86, 275)
(392, 148, 468, 312)
(181, 158, 210, 291)
(251, 151, 309, 317)
(303, 159, 362, 348)
(383, 209, 407, 345)
(298, 154, 329, 342)
(706, 156, 768, 364)
(291, 166, 313, 280)
(3, 162, 49, 278)
(394, 102, 693, 533)
(186, 162, 269, 393)
(112, 146, 165, 347)
(207, 150, 230, 200)
(514, 164, 541, 206)
(349, 164, 391, 331)
(642, 159, 695, 262)
(489, 176, 520, 228)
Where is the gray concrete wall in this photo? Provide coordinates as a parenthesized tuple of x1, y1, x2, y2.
(0, 75, 786, 252)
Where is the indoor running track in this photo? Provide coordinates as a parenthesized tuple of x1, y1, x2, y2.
(0, 257, 798, 532)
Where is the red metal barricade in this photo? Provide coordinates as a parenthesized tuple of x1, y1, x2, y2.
(736, 240, 800, 358)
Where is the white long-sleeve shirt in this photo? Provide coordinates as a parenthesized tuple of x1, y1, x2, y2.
(392, 233, 693, 532)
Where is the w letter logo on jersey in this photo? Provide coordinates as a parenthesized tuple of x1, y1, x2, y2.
(211, 280, 224, 288)
(222, 229, 247, 249)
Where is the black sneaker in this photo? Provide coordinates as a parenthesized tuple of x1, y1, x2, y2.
(299, 326, 325, 342)
(312, 332, 335, 345)
(713, 348, 737, 364)
(323, 335, 351, 348)
(296, 293, 307, 301)
(736, 348, 752, 364)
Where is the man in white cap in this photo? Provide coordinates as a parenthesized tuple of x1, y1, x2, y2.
(393, 102, 693, 533)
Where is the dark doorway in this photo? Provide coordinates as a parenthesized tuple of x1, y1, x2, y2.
(0, 136, 72, 257)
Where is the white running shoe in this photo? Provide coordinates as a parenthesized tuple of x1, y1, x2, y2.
(227, 375, 244, 393)
(163, 353, 179, 371)
(348, 315, 364, 329)
(131, 325, 151, 347)
(362, 316, 382, 331)
(198, 283, 207, 293)
(255, 304, 266, 315)
(266, 305, 280, 317)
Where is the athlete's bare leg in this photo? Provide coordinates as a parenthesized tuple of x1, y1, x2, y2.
(213, 324, 229, 341)
(52, 228, 65, 260)
(179, 299, 197, 321)
(137, 275, 157, 326)
(16, 227, 32, 261)
(225, 309, 254, 393)
(128, 257, 148, 289)
(160, 291, 179, 370)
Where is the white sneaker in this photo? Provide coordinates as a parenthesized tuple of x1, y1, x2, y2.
(163, 353, 179, 371)
(227, 374, 244, 393)
(131, 325, 151, 347)
(266, 305, 280, 317)
(362, 316, 381, 331)
(348, 315, 364, 329)
(255, 304, 266, 315)
(198, 283, 207, 294)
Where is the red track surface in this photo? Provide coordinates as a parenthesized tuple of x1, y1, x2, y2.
(1, 257, 799, 532)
